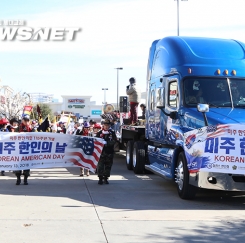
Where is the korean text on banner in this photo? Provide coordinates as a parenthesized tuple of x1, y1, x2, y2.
(183, 124, 245, 175)
(0, 132, 105, 173)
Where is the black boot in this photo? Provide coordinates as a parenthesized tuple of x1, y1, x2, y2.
(98, 176, 103, 185)
(104, 177, 109, 184)
(24, 176, 28, 185)
(16, 175, 21, 185)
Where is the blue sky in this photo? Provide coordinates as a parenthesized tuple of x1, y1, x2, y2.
(0, 0, 245, 105)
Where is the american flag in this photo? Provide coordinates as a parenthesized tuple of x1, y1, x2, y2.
(65, 136, 104, 172)
(207, 124, 230, 138)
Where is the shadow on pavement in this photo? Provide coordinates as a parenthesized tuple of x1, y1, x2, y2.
(0, 153, 245, 211)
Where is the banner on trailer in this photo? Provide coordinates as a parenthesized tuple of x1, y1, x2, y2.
(183, 124, 245, 175)
(0, 132, 105, 172)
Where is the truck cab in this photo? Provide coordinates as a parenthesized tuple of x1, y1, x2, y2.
(127, 36, 245, 199)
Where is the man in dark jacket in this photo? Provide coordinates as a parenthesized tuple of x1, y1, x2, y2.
(15, 115, 34, 185)
(96, 120, 117, 184)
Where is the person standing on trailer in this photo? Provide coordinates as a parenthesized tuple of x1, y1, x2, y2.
(126, 77, 141, 125)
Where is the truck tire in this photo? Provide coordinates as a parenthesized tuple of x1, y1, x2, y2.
(126, 140, 134, 170)
(175, 152, 197, 200)
(133, 141, 145, 174)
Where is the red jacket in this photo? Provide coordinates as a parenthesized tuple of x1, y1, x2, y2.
(19, 123, 33, 132)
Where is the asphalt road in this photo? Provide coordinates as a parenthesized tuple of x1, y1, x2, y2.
(0, 151, 245, 243)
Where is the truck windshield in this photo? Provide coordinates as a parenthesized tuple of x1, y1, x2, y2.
(184, 78, 245, 108)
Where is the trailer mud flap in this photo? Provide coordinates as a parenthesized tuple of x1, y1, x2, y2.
(114, 141, 120, 152)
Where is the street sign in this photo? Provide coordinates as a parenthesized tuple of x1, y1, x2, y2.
(91, 110, 102, 115)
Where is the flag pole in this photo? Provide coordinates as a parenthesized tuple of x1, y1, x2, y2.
(66, 113, 71, 129)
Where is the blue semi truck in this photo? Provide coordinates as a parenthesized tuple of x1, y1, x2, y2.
(120, 36, 245, 199)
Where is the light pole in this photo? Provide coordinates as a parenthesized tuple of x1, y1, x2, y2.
(175, 0, 188, 36)
(23, 92, 31, 105)
(115, 67, 123, 110)
(102, 88, 108, 104)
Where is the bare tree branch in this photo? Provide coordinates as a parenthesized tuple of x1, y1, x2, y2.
(0, 90, 29, 120)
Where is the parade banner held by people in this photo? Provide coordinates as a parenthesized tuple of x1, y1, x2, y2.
(0, 132, 105, 173)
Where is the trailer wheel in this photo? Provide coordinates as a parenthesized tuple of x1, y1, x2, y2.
(133, 141, 145, 174)
(126, 140, 134, 170)
(175, 152, 197, 200)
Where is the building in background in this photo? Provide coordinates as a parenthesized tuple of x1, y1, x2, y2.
(48, 95, 103, 122)
(36, 92, 147, 122)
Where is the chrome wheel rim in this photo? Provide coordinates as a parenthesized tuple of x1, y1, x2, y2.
(133, 148, 137, 167)
(126, 145, 130, 165)
(176, 160, 184, 191)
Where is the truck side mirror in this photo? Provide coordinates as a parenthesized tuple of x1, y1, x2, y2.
(197, 104, 209, 113)
(169, 111, 178, 120)
(156, 107, 178, 120)
(197, 104, 209, 126)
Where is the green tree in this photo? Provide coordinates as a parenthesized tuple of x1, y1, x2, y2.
(31, 104, 54, 122)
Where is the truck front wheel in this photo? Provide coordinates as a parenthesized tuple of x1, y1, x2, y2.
(126, 140, 134, 170)
(133, 141, 145, 174)
(175, 152, 197, 200)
